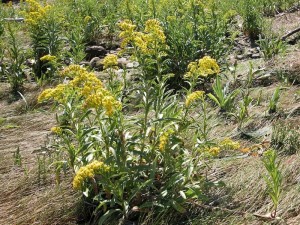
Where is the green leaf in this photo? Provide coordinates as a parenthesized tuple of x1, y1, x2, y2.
(98, 209, 122, 225)
(170, 200, 186, 213)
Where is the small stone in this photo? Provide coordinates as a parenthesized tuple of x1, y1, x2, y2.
(79, 61, 90, 67)
(126, 62, 134, 68)
(117, 57, 129, 67)
(132, 61, 139, 67)
(236, 55, 244, 60)
(90, 57, 103, 70)
(251, 53, 260, 59)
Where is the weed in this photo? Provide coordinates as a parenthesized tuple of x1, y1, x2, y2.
(268, 87, 280, 114)
(13, 146, 22, 166)
(257, 35, 286, 60)
(3, 23, 25, 96)
(261, 149, 282, 218)
(232, 90, 252, 130)
(207, 76, 239, 112)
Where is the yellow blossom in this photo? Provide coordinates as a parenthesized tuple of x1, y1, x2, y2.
(51, 126, 62, 134)
(23, 0, 51, 27)
(73, 161, 109, 190)
(103, 54, 118, 69)
(102, 95, 122, 116)
(185, 91, 205, 107)
(40, 54, 57, 62)
(208, 146, 221, 156)
(185, 56, 220, 79)
(159, 129, 174, 151)
(198, 56, 220, 76)
(219, 138, 240, 150)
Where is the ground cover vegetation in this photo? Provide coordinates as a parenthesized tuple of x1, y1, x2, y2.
(0, 0, 300, 224)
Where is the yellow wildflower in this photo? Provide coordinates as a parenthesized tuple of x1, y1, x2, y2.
(185, 91, 205, 107)
(38, 88, 54, 102)
(51, 126, 62, 134)
(198, 56, 220, 76)
(208, 146, 221, 156)
(119, 19, 137, 48)
(103, 54, 118, 69)
(144, 19, 166, 44)
(159, 129, 174, 151)
(23, 0, 51, 27)
(40, 54, 57, 62)
(220, 138, 240, 150)
(185, 56, 220, 79)
(102, 95, 122, 116)
(73, 161, 109, 190)
(60, 65, 87, 78)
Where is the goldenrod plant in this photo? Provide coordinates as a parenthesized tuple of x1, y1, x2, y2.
(38, 24, 224, 222)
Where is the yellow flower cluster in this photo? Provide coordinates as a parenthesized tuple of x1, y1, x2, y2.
(159, 129, 174, 151)
(207, 146, 221, 156)
(51, 126, 62, 134)
(23, 0, 51, 27)
(119, 19, 166, 55)
(73, 161, 109, 190)
(60, 64, 87, 78)
(40, 54, 57, 62)
(38, 84, 68, 103)
(185, 56, 220, 79)
(38, 65, 122, 116)
(219, 138, 240, 150)
(103, 54, 118, 69)
(199, 146, 221, 157)
(119, 19, 137, 49)
(185, 91, 205, 107)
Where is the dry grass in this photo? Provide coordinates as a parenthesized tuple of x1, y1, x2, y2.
(0, 83, 79, 225)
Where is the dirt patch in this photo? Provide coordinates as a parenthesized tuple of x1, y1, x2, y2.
(271, 11, 300, 37)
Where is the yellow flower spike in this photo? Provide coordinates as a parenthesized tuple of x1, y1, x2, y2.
(102, 95, 122, 116)
(208, 146, 221, 156)
(73, 161, 109, 190)
(159, 129, 174, 151)
(40, 54, 57, 62)
(198, 56, 220, 77)
(185, 91, 205, 107)
(185, 56, 220, 80)
(144, 19, 166, 44)
(220, 138, 240, 150)
(38, 88, 54, 102)
(103, 54, 118, 70)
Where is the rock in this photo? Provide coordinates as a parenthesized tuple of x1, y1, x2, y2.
(236, 55, 244, 60)
(251, 53, 261, 59)
(117, 57, 130, 68)
(245, 50, 252, 58)
(85, 46, 107, 59)
(90, 57, 104, 70)
(79, 61, 90, 67)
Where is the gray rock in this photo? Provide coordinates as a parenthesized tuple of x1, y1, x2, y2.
(85, 46, 107, 59)
(236, 55, 244, 60)
(251, 53, 261, 59)
(117, 57, 129, 68)
(90, 57, 103, 70)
